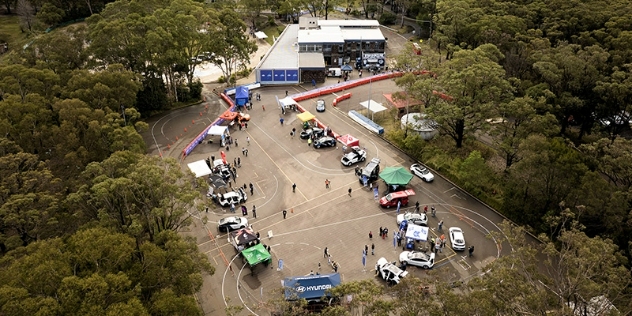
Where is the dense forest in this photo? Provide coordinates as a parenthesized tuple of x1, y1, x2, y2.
(1, 0, 632, 314)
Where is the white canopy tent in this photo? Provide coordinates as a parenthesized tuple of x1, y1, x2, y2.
(360, 100, 387, 113)
(279, 96, 298, 107)
(405, 224, 429, 241)
(255, 31, 268, 39)
(187, 160, 213, 178)
(207, 125, 229, 136)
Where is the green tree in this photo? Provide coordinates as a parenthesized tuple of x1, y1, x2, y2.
(70, 152, 200, 242)
(457, 150, 496, 195)
(63, 64, 141, 112)
(0, 151, 61, 250)
(503, 136, 588, 229)
(426, 44, 513, 148)
(490, 96, 558, 169)
(207, 9, 257, 87)
(22, 24, 88, 74)
(593, 64, 632, 140)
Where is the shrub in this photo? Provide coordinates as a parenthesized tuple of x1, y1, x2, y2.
(379, 12, 397, 25)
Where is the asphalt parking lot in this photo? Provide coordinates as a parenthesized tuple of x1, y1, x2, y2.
(143, 75, 514, 315)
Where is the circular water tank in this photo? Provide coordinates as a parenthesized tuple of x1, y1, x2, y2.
(400, 113, 438, 140)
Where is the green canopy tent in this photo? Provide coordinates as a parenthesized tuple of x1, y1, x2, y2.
(379, 166, 414, 185)
(241, 243, 272, 267)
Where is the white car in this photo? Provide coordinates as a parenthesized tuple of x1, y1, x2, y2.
(396, 212, 428, 226)
(399, 251, 435, 269)
(410, 164, 434, 182)
(316, 99, 326, 112)
(341, 146, 366, 166)
(449, 227, 466, 251)
(217, 189, 247, 207)
(218, 216, 248, 232)
(375, 257, 408, 285)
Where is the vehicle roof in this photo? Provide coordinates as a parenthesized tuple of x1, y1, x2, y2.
(317, 136, 335, 141)
(388, 189, 416, 198)
(223, 191, 240, 197)
(219, 216, 239, 224)
(408, 252, 432, 260)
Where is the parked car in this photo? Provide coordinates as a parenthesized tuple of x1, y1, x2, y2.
(396, 212, 428, 226)
(399, 251, 435, 269)
(217, 188, 248, 207)
(410, 164, 434, 182)
(314, 136, 336, 148)
(218, 216, 248, 232)
(449, 227, 466, 251)
(341, 146, 366, 166)
(379, 189, 416, 208)
(375, 257, 409, 285)
(300, 127, 325, 139)
(357, 158, 381, 184)
(316, 99, 326, 112)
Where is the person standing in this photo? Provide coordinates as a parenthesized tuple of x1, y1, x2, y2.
(249, 183, 254, 195)
(285, 90, 288, 97)
(468, 246, 474, 257)
(435, 242, 441, 254)
(424, 205, 428, 214)
(282, 209, 287, 219)
(379, 227, 383, 238)
(323, 247, 329, 258)
(438, 220, 444, 231)
(292, 183, 296, 193)
(348, 187, 352, 196)
(252, 205, 257, 218)
(280, 118, 284, 125)
(396, 200, 401, 214)
(415, 201, 420, 212)
(325, 179, 330, 188)
(237, 157, 241, 167)
(371, 243, 375, 255)
(246, 136, 250, 145)
(364, 245, 368, 255)
(369, 231, 373, 239)
(230, 203, 235, 213)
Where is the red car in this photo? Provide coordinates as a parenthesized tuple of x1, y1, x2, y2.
(379, 189, 416, 208)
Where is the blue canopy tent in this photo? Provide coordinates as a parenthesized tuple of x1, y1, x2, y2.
(284, 273, 341, 301)
(235, 86, 249, 107)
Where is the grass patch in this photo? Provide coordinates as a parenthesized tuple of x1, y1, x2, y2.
(0, 15, 30, 63)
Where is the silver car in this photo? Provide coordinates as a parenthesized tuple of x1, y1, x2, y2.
(399, 251, 435, 269)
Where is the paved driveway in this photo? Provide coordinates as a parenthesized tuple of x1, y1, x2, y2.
(144, 75, 514, 315)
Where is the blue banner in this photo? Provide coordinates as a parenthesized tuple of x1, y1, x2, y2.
(260, 70, 273, 82)
(273, 70, 286, 81)
(286, 70, 299, 81)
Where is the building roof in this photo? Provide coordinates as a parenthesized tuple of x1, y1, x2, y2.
(299, 17, 319, 29)
(383, 92, 423, 109)
(258, 25, 299, 70)
(341, 28, 385, 41)
(318, 20, 380, 27)
(298, 27, 345, 44)
(299, 53, 326, 68)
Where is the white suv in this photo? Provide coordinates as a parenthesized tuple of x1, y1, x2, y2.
(375, 257, 408, 285)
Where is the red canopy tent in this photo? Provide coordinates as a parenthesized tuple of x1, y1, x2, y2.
(220, 111, 238, 121)
(337, 134, 360, 147)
